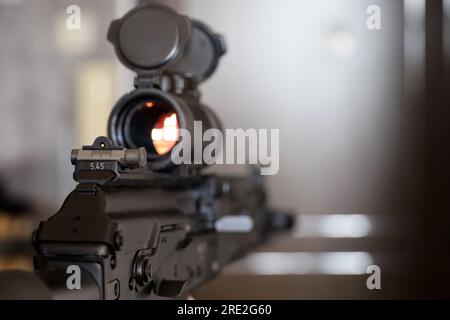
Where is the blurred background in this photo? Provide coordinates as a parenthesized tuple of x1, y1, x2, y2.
(0, 0, 449, 299)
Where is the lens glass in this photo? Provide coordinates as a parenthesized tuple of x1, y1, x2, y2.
(125, 99, 179, 157)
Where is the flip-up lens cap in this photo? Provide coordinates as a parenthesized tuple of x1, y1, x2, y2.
(108, 5, 191, 72)
(170, 20, 227, 82)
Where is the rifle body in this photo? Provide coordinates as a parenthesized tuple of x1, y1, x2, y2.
(29, 172, 283, 299)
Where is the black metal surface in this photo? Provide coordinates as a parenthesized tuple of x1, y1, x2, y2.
(34, 185, 118, 252)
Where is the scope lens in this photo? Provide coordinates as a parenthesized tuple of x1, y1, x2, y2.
(125, 99, 180, 157)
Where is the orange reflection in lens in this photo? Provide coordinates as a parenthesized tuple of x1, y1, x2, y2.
(150, 112, 179, 155)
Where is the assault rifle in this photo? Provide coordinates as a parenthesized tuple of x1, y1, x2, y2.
(0, 4, 293, 300)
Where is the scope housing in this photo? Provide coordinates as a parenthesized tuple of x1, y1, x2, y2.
(108, 76, 221, 171)
(106, 4, 225, 172)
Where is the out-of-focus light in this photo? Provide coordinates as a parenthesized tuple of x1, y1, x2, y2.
(76, 61, 115, 146)
(294, 214, 372, 238)
(317, 252, 373, 274)
(232, 252, 314, 275)
(225, 252, 373, 275)
(329, 30, 356, 58)
(215, 215, 254, 233)
(319, 214, 372, 238)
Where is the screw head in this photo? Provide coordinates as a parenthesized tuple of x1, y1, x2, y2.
(110, 256, 117, 269)
(129, 278, 136, 291)
(114, 231, 125, 251)
(136, 257, 152, 286)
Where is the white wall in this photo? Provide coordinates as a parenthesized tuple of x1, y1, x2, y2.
(177, 0, 404, 215)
